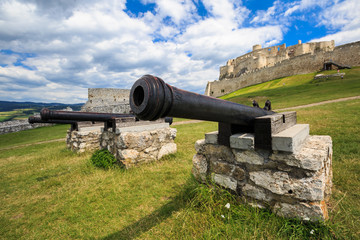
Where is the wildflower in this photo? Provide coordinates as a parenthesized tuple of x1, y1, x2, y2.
(225, 203, 230, 209)
(221, 215, 225, 219)
(310, 229, 314, 235)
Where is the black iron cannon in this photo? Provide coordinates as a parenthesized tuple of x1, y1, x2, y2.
(40, 108, 173, 132)
(40, 108, 136, 131)
(28, 116, 79, 131)
(130, 75, 296, 149)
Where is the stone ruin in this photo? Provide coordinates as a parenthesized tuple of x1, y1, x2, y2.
(192, 115, 332, 221)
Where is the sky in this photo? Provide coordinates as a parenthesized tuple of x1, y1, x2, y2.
(0, 0, 359, 104)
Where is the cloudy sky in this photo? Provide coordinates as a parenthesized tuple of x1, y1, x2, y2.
(0, 0, 359, 104)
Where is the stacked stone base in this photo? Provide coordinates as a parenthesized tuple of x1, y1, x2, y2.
(101, 123, 177, 168)
(66, 127, 102, 153)
(192, 126, 332, 221)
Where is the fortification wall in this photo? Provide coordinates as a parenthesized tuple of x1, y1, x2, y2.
(207, 41, 360, 97)
(81, 88, 131, 114)
(0, 120, 53, 135)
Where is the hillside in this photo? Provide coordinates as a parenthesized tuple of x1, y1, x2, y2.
(0, 101, 84, 122)
(221, 67, 360, 109)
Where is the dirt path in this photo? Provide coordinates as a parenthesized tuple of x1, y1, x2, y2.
(0, 138, 66, 151)
(275, 96, 360, 111)
(2, 95, 359, 150)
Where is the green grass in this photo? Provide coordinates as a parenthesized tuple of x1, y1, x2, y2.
(1, 99, 359, 239)
(0, 108, 37, 122)
(0, 124, 69, 149)
(221, 67, 360, 109)
(1, 68, 360, 239)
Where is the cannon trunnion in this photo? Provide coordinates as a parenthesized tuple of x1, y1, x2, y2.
(130, 75, 296, 149)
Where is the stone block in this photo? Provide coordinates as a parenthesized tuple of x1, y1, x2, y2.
(273, 201, 327, 221)
(158, 143, 177, 159)
(195, 139, 206, 154)
(210, 161, 233, 175)
(270, 135, 332, 171)
(204, 144, 235, 163)
(212, 174, 237, 191)
(232, 166, 245, 181)
(242, 184, 273, 202)
(192, 154, 208, 182)
(116, 123, 169, 133)
(272, 124, 309, 152)
(249, 170, 325, 201)
(205, 131, 218, 144)
(233, 149, 265, 165)
(230, 133, 254, 150)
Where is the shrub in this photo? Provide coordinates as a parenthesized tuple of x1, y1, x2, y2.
(90, 149, 117, 169)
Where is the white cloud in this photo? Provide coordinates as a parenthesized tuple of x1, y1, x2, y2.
(2, 0, 356, 104)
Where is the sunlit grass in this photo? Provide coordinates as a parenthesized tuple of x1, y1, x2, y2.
(221, 67, 360, 109)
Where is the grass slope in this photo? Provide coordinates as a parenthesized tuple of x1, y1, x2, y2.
(1, 69, 359, 239)
(221, 67, 360, 109)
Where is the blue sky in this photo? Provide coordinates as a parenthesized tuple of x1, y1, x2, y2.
(0, 0, 359, 104)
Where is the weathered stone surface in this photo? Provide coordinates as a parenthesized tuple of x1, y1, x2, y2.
(232, 166, 246, 181)
(242, 184, 273, 202)
(212, 174, 237, 191)
(249, 170, 325, 201)
(158, 143, 177, 159)
(230, 133, 254, 150)
(233, 149, 265, 165)
(205, 131, 218, 144)
(118, 149, 139, 161)
(270, 135, 332, 171)
(192, 154, 208, 182)
(210, 161, 233, 175)
(195, 139, 206, 154)
(99, 125, 177, 168)
(204, 144, 235, 163)
(273, 201, 327, 221)
(272, 124, 309, 152)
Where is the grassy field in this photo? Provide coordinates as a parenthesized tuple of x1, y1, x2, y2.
(221, 67, 360, 109)
(0, 109, 37, 122)
(1, 69, 359, 239)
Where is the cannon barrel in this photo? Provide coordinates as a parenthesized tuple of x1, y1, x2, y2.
(28, 116, 77, 124)
(28, 115, 79, 131)
(130, 75, 274, 127)
(40, 108, 134, 122)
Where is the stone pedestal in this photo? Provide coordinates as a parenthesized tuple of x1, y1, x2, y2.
(192, 124, 332, 221)
(66, 126, 102, 153)
(101, 123, 177, 168)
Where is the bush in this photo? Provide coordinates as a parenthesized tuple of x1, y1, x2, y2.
(90, 149, 117, 169)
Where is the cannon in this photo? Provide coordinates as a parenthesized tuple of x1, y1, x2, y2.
(40, 108, 136, 131)
(130, 75, 296, 149)
(28, 116, 79, 131)
(40, 108, 174, 132)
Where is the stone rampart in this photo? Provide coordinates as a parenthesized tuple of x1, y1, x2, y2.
(81, 88, 131, 114)
(192, 127, 332, 221)
(206, 41, 360, 97)
(0, 120, 53, 135)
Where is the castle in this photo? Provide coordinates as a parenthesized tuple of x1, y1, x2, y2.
(205, 40, 360, 97)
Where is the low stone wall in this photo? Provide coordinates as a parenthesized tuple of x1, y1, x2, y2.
(66, 126, 102, 153)
(192, 129, 332, 221)
(101, 123, 177, 168)
(0, 120, 53, 135)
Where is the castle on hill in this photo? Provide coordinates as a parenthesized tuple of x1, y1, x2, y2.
(205, 40, 360, 97)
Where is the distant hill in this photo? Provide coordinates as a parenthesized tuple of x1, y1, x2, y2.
(0, 101, 84, 122)
(0, 101, 84, 112)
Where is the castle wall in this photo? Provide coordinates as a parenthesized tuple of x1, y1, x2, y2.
(81, 88, 131, 114)
(207, 41, 360, 97)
